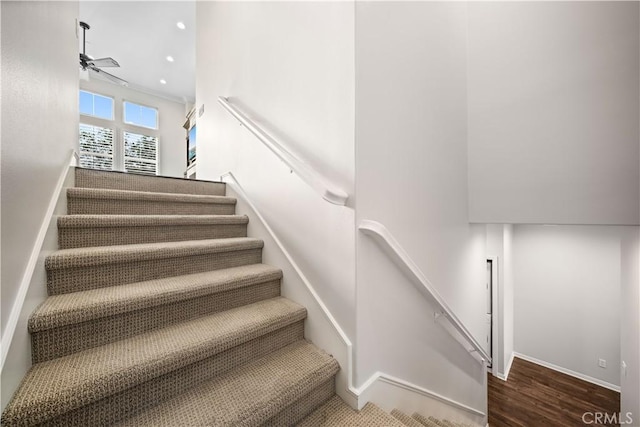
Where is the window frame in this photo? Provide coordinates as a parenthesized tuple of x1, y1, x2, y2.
(78, 123, 115, 171)
(122, 100, 159, 130)
(122, 130, 159, 176)
(79, 90, 115, 121)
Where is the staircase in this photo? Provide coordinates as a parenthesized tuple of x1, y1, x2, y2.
(1, 169, 478, 426)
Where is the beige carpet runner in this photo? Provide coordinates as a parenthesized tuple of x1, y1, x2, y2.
(1, 169, 475, 426)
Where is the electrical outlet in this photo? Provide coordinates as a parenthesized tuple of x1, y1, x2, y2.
(598, 358, 607, 368)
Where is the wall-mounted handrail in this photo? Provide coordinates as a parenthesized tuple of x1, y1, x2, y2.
(217, 96, 349, 206)
(359, 220, 492, 365)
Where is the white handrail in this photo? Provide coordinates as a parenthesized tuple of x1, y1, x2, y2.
(217, 96, 349, 206)
(222, 172, 487, 416)
(358, 220, 492, 365)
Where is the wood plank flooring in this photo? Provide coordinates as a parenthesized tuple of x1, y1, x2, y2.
(488, 357, 621, 426)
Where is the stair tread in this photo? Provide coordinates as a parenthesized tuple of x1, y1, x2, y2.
(75, 168, 226, 196)
(412, 413, 446, 427)
(2, 297, 305, 426)
(116, 340, 339, 427)
(67, 187, 236, 204)
(58, 214, 249, 228)
(298, 396, 406, 427)
(45, 237, 264, 269)
(30, 264, 282, 331)
(391, 409, 426, 427)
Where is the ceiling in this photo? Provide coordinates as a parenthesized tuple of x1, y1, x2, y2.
(79, 1, 196, 103)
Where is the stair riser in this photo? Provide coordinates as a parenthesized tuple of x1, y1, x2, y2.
(413, 413, 444, 427)
(391, 409, 426, 427)
(37, 322, 304, 427)
(75, 169, 226, 196)
(263, 378, 335, 426)
(59, 224, 248, 249)
(31, 280, 281, 363)
(68, 198, 236, 215)
(47, 248, 263, 295)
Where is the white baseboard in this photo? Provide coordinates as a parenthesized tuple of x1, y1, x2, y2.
(359, 372, 486, 426)
(1, 152, 76, 411)
(221, 172, 358, 408)
(513, 352, 621, 392)
(495, 352, 514, 382)
(1, 150, 76, 370)
(223, 171, 490, 418)
(503, 351, 515, 381)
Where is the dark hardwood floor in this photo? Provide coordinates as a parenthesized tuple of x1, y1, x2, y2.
(488, 357, 621, 427)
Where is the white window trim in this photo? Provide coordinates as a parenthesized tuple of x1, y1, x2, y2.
(123, 130, 159, 176)
(80, 90, 115, 121)
(122, 100, 159, 130)
(79, 123, 115, 171)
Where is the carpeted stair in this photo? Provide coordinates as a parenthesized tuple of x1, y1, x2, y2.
(2, 168, 480, 426)
(298, 396, 405, 426)
(390, 409, 474, 427)
(1, 168, 342, 426)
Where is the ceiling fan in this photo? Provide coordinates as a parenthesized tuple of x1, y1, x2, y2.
(79, 21, 128, 86)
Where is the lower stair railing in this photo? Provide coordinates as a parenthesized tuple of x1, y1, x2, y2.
(358, 220, 491, 365)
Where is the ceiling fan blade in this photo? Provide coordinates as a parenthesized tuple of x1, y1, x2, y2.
(87, 57, 120, 68)
(89, 67, 128, 86)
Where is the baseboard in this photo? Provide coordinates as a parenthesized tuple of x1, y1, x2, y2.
(358, 372, 486, 426)
(1, 152, 76, 411)
(513, 352, 621, 392)
(222, 170, 491, 416)
(221, 172, 358, 408)
(0, 151, 75, 370)
(505, 351, 515, 379)
(494, 353, 514, 382)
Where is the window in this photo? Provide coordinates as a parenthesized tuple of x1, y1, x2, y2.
(124, 131, 157, 175)
(79, 124, 114, 170)
(78, 90, 160, 176)
(123, 101, 158, 129)
(79, 90, 114, 120)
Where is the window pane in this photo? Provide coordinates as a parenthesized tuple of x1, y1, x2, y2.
(80, 154, 113, 170)
(141, 107, 157, 129)
(79, 90, 113, 120)
(79, 91, 93, 116)
(125, 158, 157, 175)
(79, 123, 114, 171)
(94, 95, 113, 120)
(123, 131, 157, 175)
(123, 101, 158, 129)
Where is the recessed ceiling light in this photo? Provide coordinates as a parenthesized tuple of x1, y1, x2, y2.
(176, 22, 186, 30)
(160, 79, 167, 85)
(166, 55, 174, 63)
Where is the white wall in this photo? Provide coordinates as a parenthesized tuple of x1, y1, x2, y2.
(503, 225, 514, 376)
(1, 0, 79, 337)
(468, 2, 640, 225)
(79, 79, 186, 177)
(513, 225, 631, 388)
(355, 2, 487, 412)
(195, 2, 356, 338)
(621, 228, 640, 419)
(486, 224, 514, 379)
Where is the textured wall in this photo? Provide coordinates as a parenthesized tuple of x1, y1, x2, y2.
(1, 0, 79, 337)
(468, 2, 639, 225)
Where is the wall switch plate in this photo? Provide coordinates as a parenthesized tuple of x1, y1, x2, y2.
(622, 361, 627, 377)
(598, 358, 607, 368)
